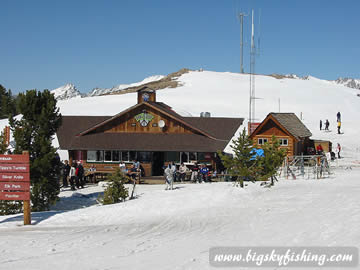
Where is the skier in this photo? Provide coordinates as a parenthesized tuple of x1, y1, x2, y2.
(320, 120, 322, 130)
(325, 119, 330, 131)
(337, 121, 341, 134)
(336, 143, 341, 159)
(337, 112, 341, 122)
(164, 163, 175, 190)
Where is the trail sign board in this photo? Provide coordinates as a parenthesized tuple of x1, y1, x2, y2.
(0, 153, 31, 225)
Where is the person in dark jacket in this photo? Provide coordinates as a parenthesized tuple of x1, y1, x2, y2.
(325, 119, 330, 131)
(77, 162, 85, 188)
(62, 160, 70, 188)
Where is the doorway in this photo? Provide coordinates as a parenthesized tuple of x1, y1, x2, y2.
(152, 152, 164, 176)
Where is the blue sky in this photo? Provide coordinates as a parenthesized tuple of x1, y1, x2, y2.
(1, 0, 359, 94)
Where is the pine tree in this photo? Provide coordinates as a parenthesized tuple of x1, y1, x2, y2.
(9, 89, 62, 211)
(257, 136, 286, 186)
(0, 84, 16, 119)
(0, 131, 7, 154)
(99, 169, 129, 205)
(219, 128, 257, 188)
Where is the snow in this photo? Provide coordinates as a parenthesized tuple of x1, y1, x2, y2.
(1, 70, 360, 269)
(0, 169, 359, 269)
(87, 75, 165, 97)
(50, 83, 82, 100)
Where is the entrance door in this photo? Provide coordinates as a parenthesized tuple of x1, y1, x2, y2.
(152, 152, 164, 176)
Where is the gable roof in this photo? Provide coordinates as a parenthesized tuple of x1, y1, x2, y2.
(57, 115, 243, 152)
(77, 101, 216, 139)
(251, 112, 312, 140)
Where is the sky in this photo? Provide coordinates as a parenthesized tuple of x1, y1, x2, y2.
(1, 0, 360, 94)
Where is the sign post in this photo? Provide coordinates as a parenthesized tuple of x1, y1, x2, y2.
(0, 152, 31, 225)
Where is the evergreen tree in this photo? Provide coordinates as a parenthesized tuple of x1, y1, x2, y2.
(9, 89, 62, 211)
(99, 169, 129, 205)
(0, 84, 16, 119)
(0, 131, 7, 154)
(257, 136, 286, 186)
(219, 128, 257, 188)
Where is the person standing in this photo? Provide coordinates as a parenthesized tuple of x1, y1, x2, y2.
(320, 120, 322, 130)
(69, 162, 77, 190)
(337, 112, 341, 122)
(164, 163, 175, 190)
(62, 160, 70, 188)
(77, 161, 85, 188)
(191, 162, 199, 183)
(336, 143, 341, 159)
(325, 119, 330, 131)
(337, 121, 341, 134)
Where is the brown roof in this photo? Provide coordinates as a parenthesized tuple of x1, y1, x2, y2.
(270, 113, 312, 139)
(57, 115, 243, 152)
(251, 112, 312, 140)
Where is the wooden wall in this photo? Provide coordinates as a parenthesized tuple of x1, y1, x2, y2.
(97, 106, 197, 135)
(252, 134, 294, 156)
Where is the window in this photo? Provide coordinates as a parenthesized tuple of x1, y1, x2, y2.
(104, 150, 112, 162)
(138, 152, 151, 162)
(180, 152, 189, 163)
(279, 138, 288, 146)
(258, 138, 268, 145)
(87, 150, 104, 162)
(112, 151, 120, 162)
(122, 151, 129, 161)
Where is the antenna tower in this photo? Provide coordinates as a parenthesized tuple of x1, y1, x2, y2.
(237, 12, 247, 73)
(249, 9, 256, 127)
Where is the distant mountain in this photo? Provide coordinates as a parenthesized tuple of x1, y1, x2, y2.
(334, 77, 360, 90)
(51, 83, 82, 100)
(51, 70, 360, 102)
(87, 75, 165, 97)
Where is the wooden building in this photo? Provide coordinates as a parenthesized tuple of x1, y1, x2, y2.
(56, 87, 243, 176)
(249, 112, 312, 156)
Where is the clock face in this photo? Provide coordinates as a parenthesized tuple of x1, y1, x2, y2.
(142, 93, 150, 102)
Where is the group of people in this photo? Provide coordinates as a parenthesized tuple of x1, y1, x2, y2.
(119, 160, 141, 181)
(320, 112, 342, 134)
(62, 160, 85, 191)
(164, 162, 212, 190)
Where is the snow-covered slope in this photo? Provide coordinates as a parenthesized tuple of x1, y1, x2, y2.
(87, 75, 165, 97)
(50, 83, 82, 100)
(54, 70, 360, 162)
(1, 70, 360, 270)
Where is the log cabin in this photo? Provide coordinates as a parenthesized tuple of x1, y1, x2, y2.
(249, 112, 312, 156)
(56, 87, 243, 176)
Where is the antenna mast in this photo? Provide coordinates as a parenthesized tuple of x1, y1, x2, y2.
(249, 9, 256, 128)
(237, 12, 247, 73)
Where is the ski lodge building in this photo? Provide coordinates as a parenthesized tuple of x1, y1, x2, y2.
(249, 112, 313, 156)
(56, 87, 243, 176)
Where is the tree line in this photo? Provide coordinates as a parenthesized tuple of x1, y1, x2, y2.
(0, 84, 62, 214)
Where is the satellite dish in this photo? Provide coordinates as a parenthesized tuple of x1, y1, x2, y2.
(158, 120, 165, 128)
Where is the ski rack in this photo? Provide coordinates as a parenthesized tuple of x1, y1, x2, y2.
(280, 154, 331, 180)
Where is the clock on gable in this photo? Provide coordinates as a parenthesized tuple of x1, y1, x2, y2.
(142, 93, 150, 102)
